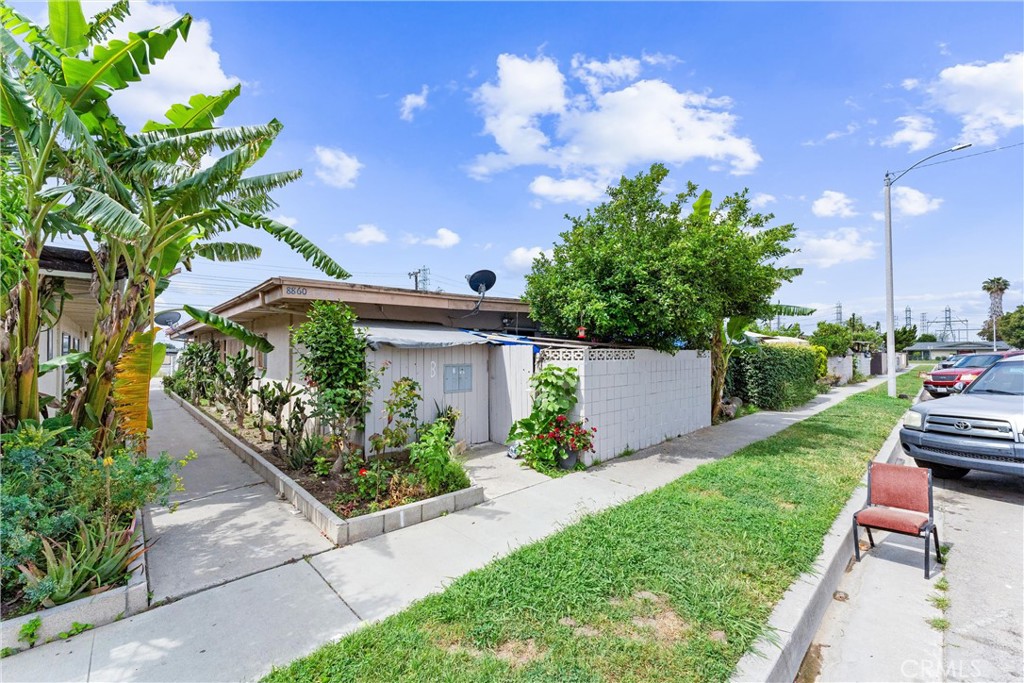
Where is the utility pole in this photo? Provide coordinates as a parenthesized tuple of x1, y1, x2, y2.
(408, 266, 431, 292)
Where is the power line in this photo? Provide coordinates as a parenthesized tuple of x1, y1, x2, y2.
(894, 141, 1024, 174)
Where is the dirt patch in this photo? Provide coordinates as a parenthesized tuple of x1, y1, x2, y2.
(494, 638, 544, 667)
(794, 642, 828, 683)
(630, 610, 692, 643)
(777, 500, 797, 511)
(709, 630, 728, 644)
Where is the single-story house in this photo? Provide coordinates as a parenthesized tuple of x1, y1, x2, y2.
(903, 340, 1010, 361)
(169, 278, 540, 448)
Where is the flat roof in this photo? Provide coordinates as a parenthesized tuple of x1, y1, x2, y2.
(171, 276, 533, 337)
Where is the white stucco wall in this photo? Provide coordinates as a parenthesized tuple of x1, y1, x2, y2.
(541, 348, 711, 465)
(37, 316, 92, 406)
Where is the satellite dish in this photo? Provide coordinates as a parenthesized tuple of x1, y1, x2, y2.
(459, 270, 497, 319)
(466, 269, 496, 294)
(154, 310, 182, 326)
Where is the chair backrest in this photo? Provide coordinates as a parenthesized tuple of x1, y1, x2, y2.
(868, 462, 931, 514)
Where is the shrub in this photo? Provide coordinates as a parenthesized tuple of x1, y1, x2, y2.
(729, 344, 817, 410)
(0, 420, 181, 610)
(409, 420, 469, 496)
(811, 344, 829, 379)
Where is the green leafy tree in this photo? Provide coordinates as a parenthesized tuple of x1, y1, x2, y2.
(292, 301, 382, 472)
(810, 322, 853, 357)
(894, 325, 918, 352)
(979, 305, 1024, 348)
(916, 333, 938, 343)
(524, 164, 798, 420)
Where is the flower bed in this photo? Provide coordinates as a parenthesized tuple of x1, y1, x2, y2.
(167, 390, 484, 546)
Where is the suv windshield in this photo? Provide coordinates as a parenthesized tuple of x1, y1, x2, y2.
(957, 354, 1001, 368)
(965, 362, 1024, 396)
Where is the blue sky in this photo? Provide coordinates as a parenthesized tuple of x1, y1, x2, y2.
(33, 1, 1024, 338)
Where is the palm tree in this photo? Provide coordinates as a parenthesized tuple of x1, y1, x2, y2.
(982, 277, 1010, 319)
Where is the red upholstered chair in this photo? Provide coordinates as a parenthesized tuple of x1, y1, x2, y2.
(853, 462, 943, 578)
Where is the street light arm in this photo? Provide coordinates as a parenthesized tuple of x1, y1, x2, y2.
(887, 144, 972, 186)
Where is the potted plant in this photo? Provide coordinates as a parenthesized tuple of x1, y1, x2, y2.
(547, 415, 597, 469)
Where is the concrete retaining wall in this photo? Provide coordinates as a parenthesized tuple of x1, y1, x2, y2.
(1, 511, 148, 655)
(540, 349, 711, 465)
(167, 390, 484, 546)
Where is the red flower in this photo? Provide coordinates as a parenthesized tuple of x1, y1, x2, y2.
(358, 468, 368, 476)
(556, 415, 567, 423)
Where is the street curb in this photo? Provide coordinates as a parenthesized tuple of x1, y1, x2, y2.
(165, 390, 485, 547)
(730, 388, 920, 682)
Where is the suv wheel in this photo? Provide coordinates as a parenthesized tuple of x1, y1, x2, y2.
(914, 459, 970, 479)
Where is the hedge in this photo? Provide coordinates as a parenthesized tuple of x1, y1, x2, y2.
(726, 344, 818, 410)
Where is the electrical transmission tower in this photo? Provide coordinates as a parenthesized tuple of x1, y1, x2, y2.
(905, 306, 913, 327)
(408, 266, 431, 292)
(929, 306, 969, 342)
(834, 302, 843, 324)
(920, 313, 928, 335)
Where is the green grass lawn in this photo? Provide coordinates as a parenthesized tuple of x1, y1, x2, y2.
(265, 372, 922, 683)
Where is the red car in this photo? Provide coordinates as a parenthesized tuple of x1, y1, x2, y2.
(925, 351, 1024, 397)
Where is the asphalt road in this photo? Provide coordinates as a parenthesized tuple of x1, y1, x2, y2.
(900, 389, 1023, 682)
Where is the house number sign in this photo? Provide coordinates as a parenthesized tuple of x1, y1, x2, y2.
(285, 286, 308, 295)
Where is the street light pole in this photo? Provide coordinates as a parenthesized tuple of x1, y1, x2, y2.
(883, 143, 971, 397)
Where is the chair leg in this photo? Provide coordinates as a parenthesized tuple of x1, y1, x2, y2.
(924, 531, 931, 579)
(933, 527, 943, 564)
(866, 527, 875, 548)
(853, 518, 861, 561)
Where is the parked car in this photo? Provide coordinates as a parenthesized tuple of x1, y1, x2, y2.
(923, 351, 1024, 397)
(937, 354, 965, 369)
(901, 354, 1024, 479)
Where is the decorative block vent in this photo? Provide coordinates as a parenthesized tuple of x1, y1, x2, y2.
(539, 348, 636, 362)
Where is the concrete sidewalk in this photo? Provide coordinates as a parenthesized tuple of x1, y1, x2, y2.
(3, 378, 887, 683)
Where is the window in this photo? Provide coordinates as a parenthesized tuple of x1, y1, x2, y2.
(61, 333, 71, 355)
(46, 329, 53, 360)
(71, 337, 80, 351)
(443, 364, 473, 393)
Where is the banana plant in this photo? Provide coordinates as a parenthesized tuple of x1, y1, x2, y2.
(0, 0, 189, 424)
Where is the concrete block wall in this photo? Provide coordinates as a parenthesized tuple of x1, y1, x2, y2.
(542, 349, 711, 465)
(826, 356, 853, 385)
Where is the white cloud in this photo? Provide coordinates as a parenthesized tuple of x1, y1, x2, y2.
(750, 193, 776, 209)
(344, 224, 388, 245)
(892, 186, 943, 216)
(812, 190, 858, 218)
(314, 146, 363, 189)
(871, 211, 885, 222)
(104, 1, 240, 131)
(505, 246, 553, 272)
(928, 52, 1023, 145)
(470, 53, 761, 203)
(901, 78, 920, 91)
(641, 52, 682, 67)
(529, 176, 606, 203)
(273, 214, 298, 228)
(399, 85, 429, 122)
(802, 122, 859, 146)
(883, 115, 936, 152)
(404, 228, 461, 249)
(796, 228, 877, 268)
(571, 54, 642, 96)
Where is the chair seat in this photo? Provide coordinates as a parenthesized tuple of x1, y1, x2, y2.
(856, 506, 929, 535)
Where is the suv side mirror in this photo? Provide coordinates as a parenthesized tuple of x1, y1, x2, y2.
(952, 381, 965, 393)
